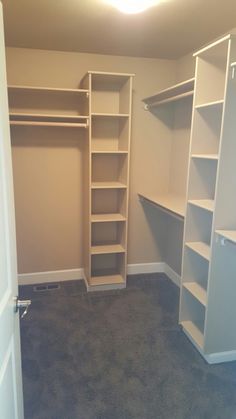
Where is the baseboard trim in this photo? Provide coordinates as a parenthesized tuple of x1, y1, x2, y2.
(204, 350, 236, 364)
(18, 262, 180, 287)
(127, 262, 165, 275)
(164, 264, 181, 287)
(18, 268, 84, 286)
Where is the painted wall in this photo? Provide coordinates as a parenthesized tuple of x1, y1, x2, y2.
(6, 47, 177, 274)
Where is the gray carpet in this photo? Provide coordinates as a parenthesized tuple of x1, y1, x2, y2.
(19, 274, 236, 419)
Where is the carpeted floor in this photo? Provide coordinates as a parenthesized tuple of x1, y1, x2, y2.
(19, 274, 236, 419)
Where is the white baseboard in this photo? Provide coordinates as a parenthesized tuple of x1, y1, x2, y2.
(127, 262, 165, 275)
(204, 350, 236, 364)
(164, 264, 181, 287)
(18, 268, 84, 286)
(18, 262, 180, 287)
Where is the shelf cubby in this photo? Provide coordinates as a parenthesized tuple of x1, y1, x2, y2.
(185, 202, 213, 245)
(91, 189, 127, 217)
(180, 289, 205, 349)
(91, 153, 128, 185)
(90, 72, 133, 114)
(187, 158, 217, 201)
(91, 221, 126, 247)
(191, 105, 222, 156)
(182, 247, 209, 305)
(90, 253, 125, 288)
(91, 116, 129, 152)
(194, 38, 228, 106)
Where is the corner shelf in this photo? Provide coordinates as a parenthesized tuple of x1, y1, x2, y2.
(138, 192, 185, 219)
(215, 230, 236, 244)
(143, 78, 194, 109)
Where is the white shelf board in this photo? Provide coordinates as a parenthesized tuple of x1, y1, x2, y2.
(215, 230, 236, 244)
(89, 274, 125, 286)
(9, 112, 89, 121)
(183, 282, 207, 306)
(91, 113, 129, 118)
(192, 154, 218, 160)
(91, 150, 128, 154)
(91, 181, 127, 189)
(185, 241, 210, 261)
(8, 85, 89, 94)
(143, 78, 194, 108)
(181, 320, 204, 349)
(91, 213, 126, 223)
(10, 120, 88, 128)
(188, 199, 214, 212)
(91, 244, 125, 255)
(195, 100, 224, 110)
(138, 192, 185, 218)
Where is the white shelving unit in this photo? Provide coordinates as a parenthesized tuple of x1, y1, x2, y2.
(180, 34, 236, 363)
(8, 84, 89, 128)
(81, 71, 134, 291)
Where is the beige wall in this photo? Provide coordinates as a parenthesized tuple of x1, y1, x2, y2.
(6, 47, 177, 274)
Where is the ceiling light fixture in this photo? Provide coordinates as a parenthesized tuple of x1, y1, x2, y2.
(104, 0, 162, 14)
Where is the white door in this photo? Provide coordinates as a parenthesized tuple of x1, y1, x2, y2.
(0, 3, 24, 419)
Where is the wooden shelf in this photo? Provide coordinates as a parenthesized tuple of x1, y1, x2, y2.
(138, 192, 185, 218)
(188, 199, 214, 212)
(9, 112, 89, 128)
(181, 320, 204, 349)
(91, 181, 127, 189)
(91, 150, 128, 154)
(215, 230, 236, 244)
(183, 282, 207, 306)
(91, 213, 126, 223)
(143, 78, 194, 109)
(10, 112, 88, 121)
(89, 274, 125, 287)
(195, 100, 224, 110)
(88, 71, 134, 87)
(91, 244, 125, 255)
(192, 154, 218, 160)
(91, 113, 129, 118)
(8, 85, 89, 94)
(185, 241, 210, 261)
(10, 120, 88, 128)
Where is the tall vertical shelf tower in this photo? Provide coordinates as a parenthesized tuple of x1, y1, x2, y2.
(81, 72, 134, 291)
(180, 34, 236, 363)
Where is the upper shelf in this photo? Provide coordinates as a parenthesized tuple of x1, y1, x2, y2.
(9, 112, 89, 128)
(8, 85, 89, 95)
(143, 78, 195, 109)
(138, 192, 185, 219)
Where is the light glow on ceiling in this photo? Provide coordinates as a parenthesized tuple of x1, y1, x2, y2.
(104, 0, 162, 14)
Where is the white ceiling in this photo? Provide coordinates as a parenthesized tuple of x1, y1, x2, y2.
(2, 0, 236, 59)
